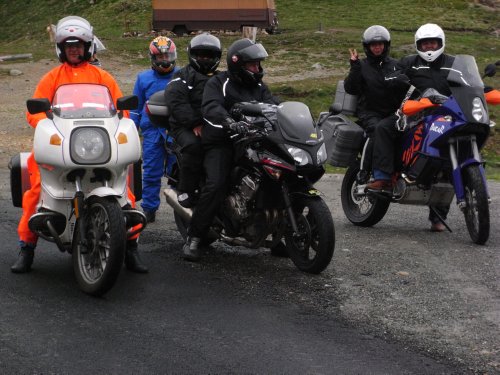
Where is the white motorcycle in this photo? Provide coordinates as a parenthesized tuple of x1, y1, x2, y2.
(10, 83, 146, 296)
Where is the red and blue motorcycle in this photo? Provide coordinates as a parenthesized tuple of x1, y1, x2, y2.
(334, 55, 499, 244)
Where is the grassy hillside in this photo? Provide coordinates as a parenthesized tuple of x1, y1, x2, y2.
(1, 0, 499, 174)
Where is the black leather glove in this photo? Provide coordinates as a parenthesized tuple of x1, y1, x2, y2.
(395, 73, 410, 85)
(229, 121, 249, 135)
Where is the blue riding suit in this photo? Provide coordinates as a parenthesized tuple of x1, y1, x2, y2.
(130, 67, 179, 214)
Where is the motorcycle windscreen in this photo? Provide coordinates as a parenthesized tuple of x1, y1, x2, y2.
(52, 83, 116, 119)
(276, 102, 320, 144)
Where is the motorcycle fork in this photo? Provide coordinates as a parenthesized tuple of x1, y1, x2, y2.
(281, 183, 299, 233)
(448, 135, 488, 206)
(73, 175, 88, 249)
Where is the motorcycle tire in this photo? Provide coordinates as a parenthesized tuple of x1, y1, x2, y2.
(463, 164, 490, 245)
(285, 196, 335, 274)
(73, 196, 126, 296)
(341, 164, 390, 227)
(173, 211, 215, 246)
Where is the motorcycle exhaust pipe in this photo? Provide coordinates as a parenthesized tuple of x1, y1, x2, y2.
(164, 187, 220, 242)
(163, 187, 193, 222)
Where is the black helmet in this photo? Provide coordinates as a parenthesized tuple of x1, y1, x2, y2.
(362, 25, 391, 60)
(226, 38, 268, 86)
(188, 33, 222, 75)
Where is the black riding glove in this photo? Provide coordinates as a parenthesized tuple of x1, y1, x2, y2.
(229, 121, 249, 135)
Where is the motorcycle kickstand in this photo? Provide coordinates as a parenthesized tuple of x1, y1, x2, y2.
(429, 206, 453, 233)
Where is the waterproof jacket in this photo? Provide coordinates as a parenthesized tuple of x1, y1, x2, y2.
(130, 67, 179, 132)
(344, 56, 404, 124)
(165, 64, 214, 131)
(27, 61, 125, 127)
(201, 71, 279, 144)
(395, 53, 455, 96)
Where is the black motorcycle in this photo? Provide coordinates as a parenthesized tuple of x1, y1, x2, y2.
(147, 94, 335, 274)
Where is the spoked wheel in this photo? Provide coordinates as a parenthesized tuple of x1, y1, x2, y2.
(463, 165, 489, 245)
(285, 196, 335, 274)
(341, 165, 390, 226)
(73, 197, 126, 296)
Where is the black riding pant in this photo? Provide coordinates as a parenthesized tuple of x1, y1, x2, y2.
(188, 144, 233, 238)
(170, 127, 204, 194)
(371, 115, 450, 221)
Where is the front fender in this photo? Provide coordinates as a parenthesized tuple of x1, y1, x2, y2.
(87, 186, 121, 198)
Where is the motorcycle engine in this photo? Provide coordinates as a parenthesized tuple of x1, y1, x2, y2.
(224, 174, 260, 221)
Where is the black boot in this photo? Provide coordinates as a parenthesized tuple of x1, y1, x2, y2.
(143, 210, 156, 223)
(11, 247, 34, 273)
(182, 237, 201, 262)
(124, 240, 148, 273)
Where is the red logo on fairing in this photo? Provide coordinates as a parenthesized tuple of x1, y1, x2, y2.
(402, 123, 424, 167)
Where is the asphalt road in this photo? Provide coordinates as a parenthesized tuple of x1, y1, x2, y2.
(0, 168, 498, 374)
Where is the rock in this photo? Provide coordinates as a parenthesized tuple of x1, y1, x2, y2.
(311, 63, 323, 70)
(9, 69, 23, 76)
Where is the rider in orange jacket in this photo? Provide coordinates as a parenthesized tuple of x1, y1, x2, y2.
(11, 16, 148, 274)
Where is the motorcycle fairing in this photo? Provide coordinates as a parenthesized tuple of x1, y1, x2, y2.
(276, 102, 320, 144)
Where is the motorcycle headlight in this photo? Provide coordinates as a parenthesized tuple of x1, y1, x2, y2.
(472, 97, 488, 123)
(317, 143, 327, 164)
(286, 145, 311, 166)
(70, 127, 111, 164)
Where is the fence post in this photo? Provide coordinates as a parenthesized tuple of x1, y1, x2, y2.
(242, 26, 257, 42)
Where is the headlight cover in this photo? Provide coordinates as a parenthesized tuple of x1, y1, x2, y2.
(317, 143, 327, 164)
(472, 97, 488, 123)
(70, 127, 111, 164)
(286, 144, 311, 166)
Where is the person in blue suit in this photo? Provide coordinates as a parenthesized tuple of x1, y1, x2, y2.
(131, 36, 179, 223)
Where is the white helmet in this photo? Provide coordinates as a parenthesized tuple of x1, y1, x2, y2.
(55, 16, 95, 63)
(415, 23, 445, 62)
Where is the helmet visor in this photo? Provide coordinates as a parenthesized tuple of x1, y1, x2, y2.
(153, 51, 177, 63)
(238, 43, 268, 62)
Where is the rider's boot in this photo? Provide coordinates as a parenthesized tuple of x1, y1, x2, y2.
(177, 192, 197, 209)
(11, 245, 35, 273)
(182, 236, 201, 262)
(125, 239, 149, 273)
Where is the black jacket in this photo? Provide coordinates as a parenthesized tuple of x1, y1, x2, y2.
(201, 71, 279, 144)
(395, 53, 455, 97)
(344, 56, 405, 123)
(165, 64, 214, 131)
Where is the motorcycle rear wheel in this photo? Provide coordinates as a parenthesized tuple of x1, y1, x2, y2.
(463, 165, 489, 245)
(73, 196, 126, 296)
(341, 165, 390, 227)
(285, 196, 335, 274)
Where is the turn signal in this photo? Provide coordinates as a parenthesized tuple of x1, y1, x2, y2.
(49, 134, 62, 146)
(117, 132, 128, 144)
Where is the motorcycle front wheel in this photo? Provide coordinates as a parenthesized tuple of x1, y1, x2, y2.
(463, 165, 490, 245)
(341, 165, 390, 227)
(73, 196, 126, 296)
(285, 196, 335, 274)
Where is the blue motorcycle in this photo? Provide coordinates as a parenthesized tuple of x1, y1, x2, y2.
(331, 55, 499, 244)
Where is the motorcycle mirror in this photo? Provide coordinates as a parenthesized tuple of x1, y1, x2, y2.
(27, 98, 51, 115)
(483, 64, 496, 78)
(117, 95, 139, 111)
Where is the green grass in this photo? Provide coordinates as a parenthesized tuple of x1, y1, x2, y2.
(0, 0, 498, 177)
